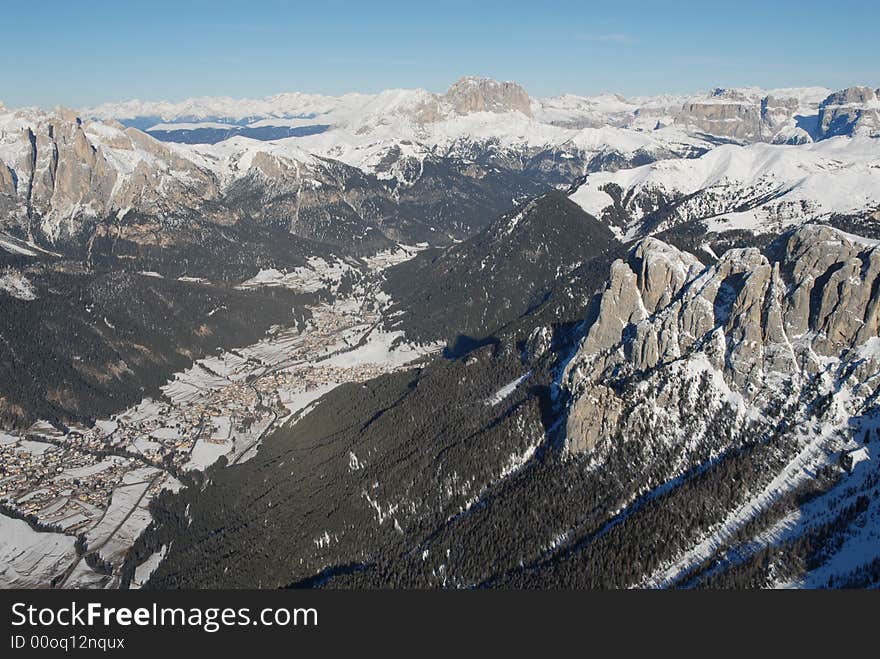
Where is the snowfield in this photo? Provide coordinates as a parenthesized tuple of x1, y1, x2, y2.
(0, 514, 78, 589)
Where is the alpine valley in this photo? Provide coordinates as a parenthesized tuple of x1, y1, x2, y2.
(2, 77, 880, 589)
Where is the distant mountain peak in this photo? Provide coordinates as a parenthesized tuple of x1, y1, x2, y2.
(443, 76, 532, 117)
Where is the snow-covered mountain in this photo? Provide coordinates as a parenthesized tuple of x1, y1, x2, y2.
(3, 76, 880, 591)
(70, 79, 880, 229)
(817, 86, 880, 139)
(0, 87, 709, 253)
(569, 136, 880, 240)
(669, 86, 832, 144)
(139, 77, 710, 189)
(83, 78, 877, 148)
(6, 77, 873, 255)
(0, 104, 549, 251)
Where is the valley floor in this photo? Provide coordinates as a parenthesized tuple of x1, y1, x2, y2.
(0, 268, 439, 588)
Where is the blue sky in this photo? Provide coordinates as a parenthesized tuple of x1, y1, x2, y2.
(2, 0, 878, 107)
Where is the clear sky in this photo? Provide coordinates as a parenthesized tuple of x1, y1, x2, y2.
(2, 0, 878, 108)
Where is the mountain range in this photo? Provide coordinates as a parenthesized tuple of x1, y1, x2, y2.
(1, 77, 879, 590)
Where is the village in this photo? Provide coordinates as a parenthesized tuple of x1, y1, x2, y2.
(0, 283, 439, 586)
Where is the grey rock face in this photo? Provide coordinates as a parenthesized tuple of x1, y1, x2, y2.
(563, 224, 880, 452)
(0, 107, 544, 253)
(817, 87, 880, 138)
(0, 108, 217, 244)
(443, 77, 533, 117)
(677, 92, 765, 142)
(395, 77, 533, 124)
(671, 86, 880, 143)
(674, 88, 813, 143)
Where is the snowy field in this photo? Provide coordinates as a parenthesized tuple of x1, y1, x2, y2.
(0, 514, 77, 589)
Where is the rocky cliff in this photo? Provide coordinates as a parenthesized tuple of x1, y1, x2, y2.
(817, 86, 880, 139)
(563, 224, 880, 452)
(442, 76, 533, 117)
(0, 108, 217, 245)
(673, 87, 821, 144)
(0, 107, 547, 253)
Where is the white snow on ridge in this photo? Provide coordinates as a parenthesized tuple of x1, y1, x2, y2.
(73, 82, 846, 189)
(83, 84, 830, 136)
(73, 82, 715, 186)
(170, 134, 317, 185)
(569, 136, 880, 237)
(84, 91, 372, 124)
(0, 238, 37, 257)
(2, 81, 865, 225)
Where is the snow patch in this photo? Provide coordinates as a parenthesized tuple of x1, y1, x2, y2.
(486, 372, 532, 406)
(0, 270, 37, 300)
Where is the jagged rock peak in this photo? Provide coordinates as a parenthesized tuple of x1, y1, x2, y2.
(443, 76, 532, 116)
(563, 224, 880, 452)
(0, 107, 218, 244)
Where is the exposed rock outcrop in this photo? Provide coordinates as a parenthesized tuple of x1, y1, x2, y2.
(674, 88, 814, 143)
(672, 86, 880, 144)
(563, 224, 880, 452)
(443, 77, 533, 117)
(0, 107, 217, 244)
(817, 86, 880, 138)
(0, 105, 546, 253)
(677, 89, 766, 142)
(388, 77, 534, 124)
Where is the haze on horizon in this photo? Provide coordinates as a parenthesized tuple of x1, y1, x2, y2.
(1, 0, 878, 108)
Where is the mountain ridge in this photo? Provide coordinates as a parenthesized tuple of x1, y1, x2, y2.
(78, 79, 877, 146)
